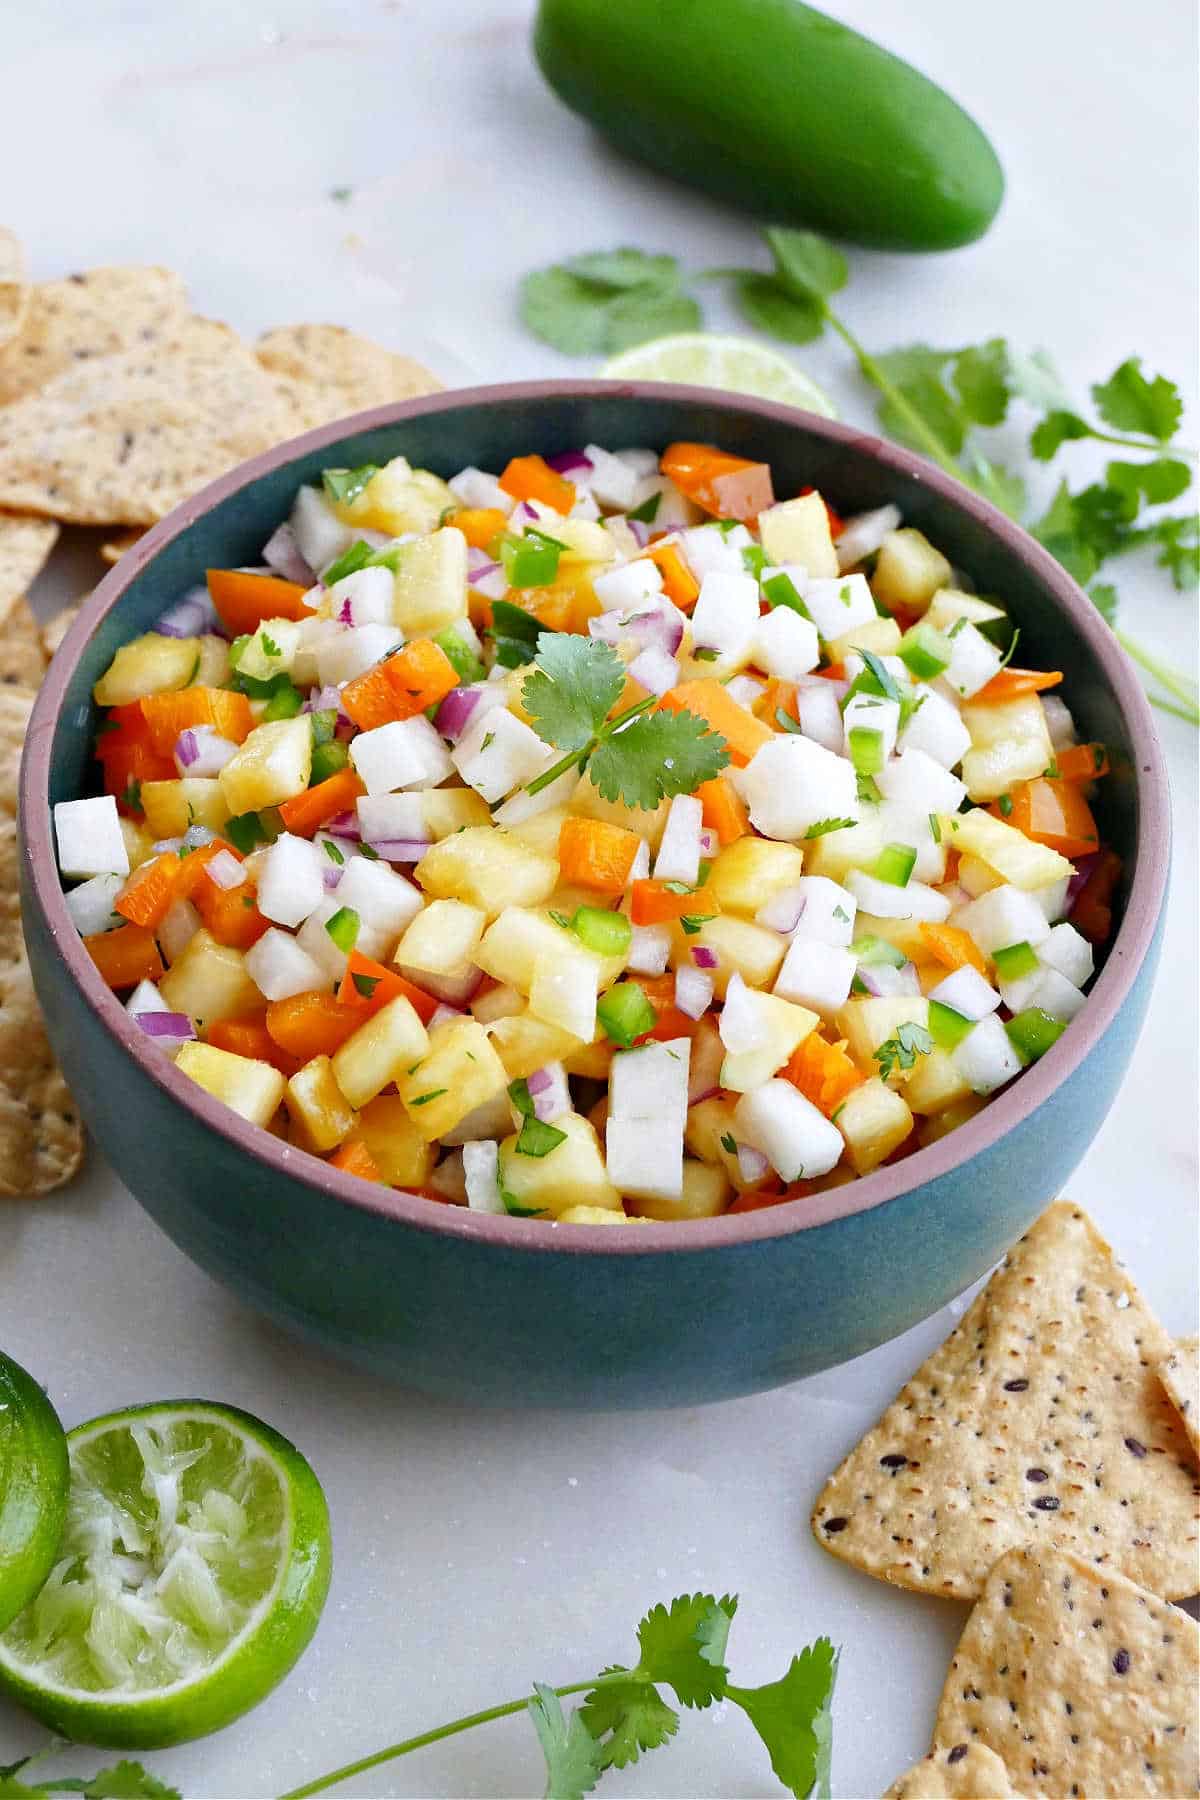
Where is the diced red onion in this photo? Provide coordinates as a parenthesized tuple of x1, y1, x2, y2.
(756, 886, 806, 935)
(366, 839, 432, 863)
(688, 1086, 719, 1107)
(321, 860, 344, 891)
(262, 521, 316, 586)
(136, 1011, 194, 1044)
(428, 1004, 466, 1030)
(468, 561, 507, 602)
(691, 945, 718, 970)
(512, 501, 540, 525)
(152, 837, 183, 855)
(204, 849, 245, 891)
(526, 1067, 552, 1096)
(628, 645, 678, 697)
(626, 518, 651, 548)
(546, 449, 594, 476)
(526, 1062, 570, 1122)
(435, 685, 484, 742)
(697, 828, 717, 859)
(182, 823, 215, 853)
(156, 591, 213, 638)
(687, 1024, 726, 1105)
(675, 965, 713, 1020)
(324, 811, 362, 840)
(736, 1143, 770, 1183)
(337, 598, 353, 624)
(1067, 853, 1100, 902)
(174, 729, 200, 768)
(855, 961, 921, 998)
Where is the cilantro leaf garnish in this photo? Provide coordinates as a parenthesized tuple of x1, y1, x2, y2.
(579, 1673, 679, 1769)
(322, 463, 379, 508)
(727, 1639, 839, 1800)
(633, 1592, 736, 1709)
(1091, 357, 1183, 442)
(0, 1760, 181, 1799)
(589, 709, 728, 810)
(527, 1685, 605, 1800)
(519, 252, 700, 355)
(804, 818, 855, 839)
(523, 635, 626, 752)
(874, 1022, 933, 1080)
(489, 599, 544, 669)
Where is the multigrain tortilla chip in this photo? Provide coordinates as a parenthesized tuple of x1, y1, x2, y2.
(0, 511, 59, 601)
(883, 1742, 1021, 1798)
(934, 1547, 1199, 1799)
(0, 264, 188, 405)
(0, 686, 34, 815)
(1157, 1336, 1200, 1458)
(0, 818, 84, 1195)
(40, 603, 81, 662)
(811, 1203, 1200, 1601)
(0, 228, 29, 350)
(0, 597, 47, 688)
(255, 323, 441, 428)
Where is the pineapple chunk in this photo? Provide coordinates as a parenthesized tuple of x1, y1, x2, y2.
(140, 778, 230, 839)
(235, 619, 302, 682)
(628, 1158, 731, 1221)
(416, 826, 558, 917)
(916, 1093, 987, 1146)
(192, 636, 231, 687)
(904, 1046, 974, 1115)
(345, 461, 456, 536)
(119, 817, 156, 872)
(174, 1042, 284, 1126)
(528, 942, 603, 1040)
(394, 900, 485, 977)
(219, 717, 312, 815)
(397, 1016, 508, 1141)
(488, 1009, 584, 1080)
(855, 912, 936, 962)
(285, 1055, 358, 1152)
(570, 774, 669, 852)
(548, 518, 617, 565)
(669, 915, 785, 999)
(960, 694, 1054, 801)
(160, 931, 262, 1024)
(835, 1078, 914, 1173)
(561, 1035, 615, 1080)
(941, 808, 1071, 890)
(720, 991, 817, 1093)
(558, 1206, 640, 1225)
(477, 907, 624, 995)
(825, 615, 903, 664)
(924, 589, 1007, 633)
(957, 854, 1003, 897)
(685, 1097, 753, 1189)
(93, 633, 201, 706)
(331, 996, 429, 1109)
(758, 493, 838, 576)
(836, 995, 930, 1088)
(420, 789, 491, 838)
(499, 1113, 621, 1217)
(707, 838, 805, 917)
(506, 804, 571, 858)
(870, 530, 952, 614)
(803, 813, 889, 883)
(390, 527, 468, 636)
(355, 1095, 434, 1187)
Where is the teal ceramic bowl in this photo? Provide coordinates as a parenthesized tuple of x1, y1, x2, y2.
(19, 383, 1169, 1408)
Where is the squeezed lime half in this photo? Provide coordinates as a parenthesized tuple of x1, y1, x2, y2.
(0, 1351, 69, 1634)
(603, 332, 838, 416)
(0, 1399, 332, 1747)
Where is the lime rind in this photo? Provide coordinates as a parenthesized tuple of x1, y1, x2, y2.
(0, 1352, 69, 1635)
(602, 332, 838, 418)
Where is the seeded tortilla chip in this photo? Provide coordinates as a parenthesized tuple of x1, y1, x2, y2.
(0, 228, 29, 350)
(811, 1202, 1200, 1600)
(0, 510, 59, 601)
(934, 1546, 1199, 1798)
(40, 603, 82, 662)
(0, 265, 188, 406)
(0, 316, 299, 526)
(883, 1742, 1021, 1798)
(0, 686, 34, 815)
(1156, 1336, 1200, 1459)
(0, 597, 47, 689)
(256, 323, 441, 428)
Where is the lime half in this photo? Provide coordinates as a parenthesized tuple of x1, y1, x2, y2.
(0, 1352, 69, 1634)
(0, 1400, 331, 1747)
(603, 333, 838, 417)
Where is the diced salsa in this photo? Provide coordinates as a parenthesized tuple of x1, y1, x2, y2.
(55, 442, 1113, 1223)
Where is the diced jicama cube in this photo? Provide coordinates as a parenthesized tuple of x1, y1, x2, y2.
(331, 995, 430, 1109)
(452, 705, 553, 803)
(356, 792, 426, 844)
(877, 747, 966, 817)
(653, 794, 703, 887)
(736, 735, 858, 841)
(845, 872, 950, 922)
(719, 975, 816, 1091)
(1026, 968, 1087, 1022)
(1041, 694, 1077, 750)
(870, 528, 952, 613)
(753, 606, 820, 681)
(65, 872, 123, 935)
(788, 875, 857, 947)
(773, 938, 855, 1013)
(626, 922, 672, 976)
(244, 928, 326, 1002)
(395, 899, 485, 975)
(1039, 921, 1094, 988)
(389, 527, 468, 636)
(327, 564, 394, 627)
(256, 833, 327, 929)
(794, 679, 844, 752)
(734, 1079, 843, 1181)
(125, 979, 167, 1017)
(955, 884, 1051, 954)
(593, 558, 662, 612)
(943, 622, 1002, 699)
(291, 484, 356, 572)
(297, 897, 363, 981)
(835, 504, 903, 572)
(462, 1138, 505, 1213)
(843, 692, 901, 765)
(929, 965, 1000, 1019)
(54, 797, 129, 879)
(834, 1079, 913, 1173)
(801, 572, 876, 640)
(606, 1115, 685, 1201)
(873, 800, 945, 885)
(350, 716, 454, 795)
(579, 444, 639, 510)
(1033, 876, 1070, 924)
(941, 808, 1071, 891)
(336, 857, 422, 945)
(609, 1037, 690, 1131)
(758, 494, 838, 577)
(492, 767, 578, 828)
(315, 625, 404, 688)
(961, 693, 1055, 801)
(690, 570, 759, 660)
(219, 717, 312, 814)
(159, 897, 201, 965)
(952, 1014, 1023, 1094)
(448, 466, 513, 514)
(175, 1042, 285, 1127)
(681, 522, 753, 580)
(897, 684, 971, 768)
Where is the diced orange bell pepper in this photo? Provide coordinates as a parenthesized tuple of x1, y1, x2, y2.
(637, 1003, 703, 1043)
(192, 869, 270, 949)
(817, 662, 845, 682)
(266, 990, 363, 1061)
(206, 569, 313, 634)
(139, 687, 254, 756)
(917, 921, 989, 978)
(696, 775, 749, 846)
(498, 454, 575, 513)
(971, 667, 1064, 705)
(660, 443, 774, 523)
(340, 639, 459, 732)
(755, 679, 799, 729)
(477, 582, 576, 636)
(173, 838, 243, 901)
(84, 923, 164, 990)
(642, 541, 700, 612)
(1054, 742, 1110, 782)
(657, 678, 769, 767)
(629, 880, 717, 927)
(276, 766, 365, 838)
(206, 1018, 301, 1078)
(114, 852, 183, 930)
(97, 703, 177, 807)
(999, 777, 1099, 859)
(329, 1139, 383, 1183)
(335, 951, 439, 1024)
(451, 507, 510, 552)
(557, 817, 641, 894)
(1070, 846, 1121, 946)
(782, 1033, 864, 1118)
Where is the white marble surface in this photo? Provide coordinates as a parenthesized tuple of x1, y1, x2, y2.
(3, 2, 1197, 1795)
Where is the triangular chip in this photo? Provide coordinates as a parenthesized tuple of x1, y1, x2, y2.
(100, 529, 143, 566)
(0, 316, 300, 525)
(0, 511, 57, 686)
(812, 1202, 1199, 1599)
(40, 602, 82, 662)
(0, 264, 188, 405)
(934, 1546, 1199, 1798)
(255, 323, 441, 429)
(0, 686, 34, 815)
(1157, 1336, 1200, 1459)
(883, 1742, 1020, 1798)
(0, 597, 47, 688)
(0, 227, 29, 350)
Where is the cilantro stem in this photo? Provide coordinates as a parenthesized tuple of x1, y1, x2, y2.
(524, 692, 658, 796)
(1115, 630, 1200, 721)
(1084, 429, 1197, 458)
(823, 312, 974, 487)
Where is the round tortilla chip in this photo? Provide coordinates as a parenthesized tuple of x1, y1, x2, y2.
(0, 264, 188, 405)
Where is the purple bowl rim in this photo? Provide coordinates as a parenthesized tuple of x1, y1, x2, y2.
(21, 378, 1170, 1256)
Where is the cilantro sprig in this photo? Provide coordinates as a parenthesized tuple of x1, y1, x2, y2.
(521, 634, 730, 809)
(874, 1022, 933, 1081)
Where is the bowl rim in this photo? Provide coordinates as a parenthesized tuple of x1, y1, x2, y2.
(21, 378, 1170, 1256)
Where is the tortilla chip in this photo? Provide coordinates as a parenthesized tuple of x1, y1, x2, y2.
(1, 511, 59, 600)
(256, 323, 441, 428)
(0, 317, 300, 526)
(883, 1742, 1020, 1798)
(40, 603, 82, 662)
(1156, 1337, 1200, 1459)
(100, 529, 142, 566)
(0, 818, 85, 1195)
(0, 228, 29, 350)
(0, 265, 188, 406)
(811, 1202, 1200, 1600)
(0, 686, 34, 815)
(934, 1547, 1199, 1799)
(0, 597, 47, 688)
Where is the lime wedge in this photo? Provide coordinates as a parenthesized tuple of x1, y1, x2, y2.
(0, 1352, 69, 1634)
(603, 333, 838, 417)
(0, 1400, 331, 1748)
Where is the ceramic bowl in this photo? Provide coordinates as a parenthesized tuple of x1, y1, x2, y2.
(19, 383, 1169, 1407)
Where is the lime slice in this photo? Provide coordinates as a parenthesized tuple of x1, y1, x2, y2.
(0, 1352, 69, 1634)
(603, 333, 838, 417)
(0, 1400, 331, 1748)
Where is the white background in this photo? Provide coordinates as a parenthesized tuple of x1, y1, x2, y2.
(2, 2, 1197, 1795)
